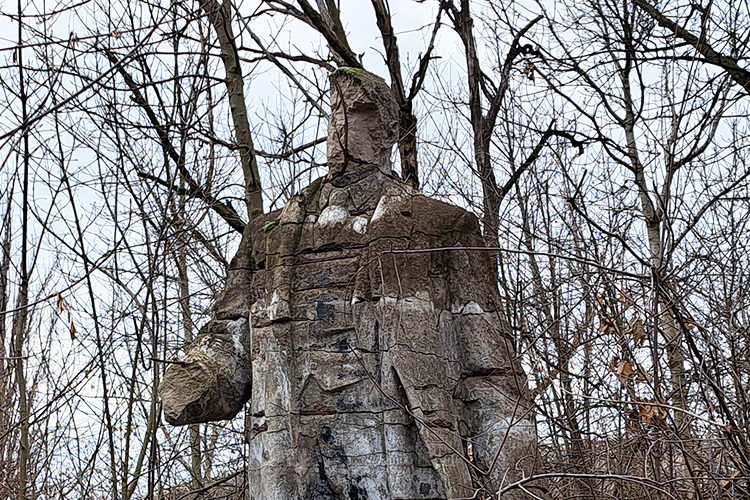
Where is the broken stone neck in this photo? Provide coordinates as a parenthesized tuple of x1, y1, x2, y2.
(326, 68, 399, 183)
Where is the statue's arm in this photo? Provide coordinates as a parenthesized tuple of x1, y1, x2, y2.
(159, 317, 252, 425)
(160, 226, 259, 426)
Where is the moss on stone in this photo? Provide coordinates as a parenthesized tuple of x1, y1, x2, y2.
(332, 67, 362, 76)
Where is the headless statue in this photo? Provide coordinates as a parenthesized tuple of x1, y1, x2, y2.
(160, 69, 542, 499)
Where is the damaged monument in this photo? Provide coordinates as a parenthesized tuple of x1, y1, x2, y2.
(159, 68, 542, 499)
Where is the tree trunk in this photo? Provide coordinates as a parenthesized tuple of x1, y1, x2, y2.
(370, 0, 420, 189)
(199, 0, 264, 220)
(14, 3, 30, 496)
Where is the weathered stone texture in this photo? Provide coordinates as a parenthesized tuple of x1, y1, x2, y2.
(160, 69, 542, 499)
(326, 69, 399, 178)
(159, 317, 251, 426)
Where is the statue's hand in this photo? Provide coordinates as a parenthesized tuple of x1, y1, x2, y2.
(159, 318, 252, 425)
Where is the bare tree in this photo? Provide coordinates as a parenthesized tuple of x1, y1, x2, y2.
(4, 0, 750, 498)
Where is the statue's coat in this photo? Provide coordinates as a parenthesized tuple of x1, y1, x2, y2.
(160, 69, 541, 499)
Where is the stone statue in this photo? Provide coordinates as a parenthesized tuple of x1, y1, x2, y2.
(160, 68, 542, 499)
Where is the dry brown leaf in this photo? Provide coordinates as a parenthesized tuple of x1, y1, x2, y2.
(609, 356, 620, 372)
(635, 369, 653, 384)
(611, 358, 639, 383)
(616, 361, 637, 381)
(625, 409, 641, 433)
(522, 60, 536, 82)
(626, 317, 646, 345)
(599, 315, 617, 335)
(635, 399, 669, 429)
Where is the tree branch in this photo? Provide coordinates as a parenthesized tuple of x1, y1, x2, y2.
(105, 50, 246, 234)
(254, 135, 327, 159)
(487, 15, 543, 125)
(370, 0, 422, 188)
(198, 0, 264, 220)
(296, 0, 362, 68)
(632, 0, 750, 94)
(233, 3, 328, 117)
(407, 7, 443, 101)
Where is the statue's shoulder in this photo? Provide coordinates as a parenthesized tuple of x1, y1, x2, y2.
(409, 193, 482, 239)
(368, 176, 484, 243)
(244, 173, 486, 256)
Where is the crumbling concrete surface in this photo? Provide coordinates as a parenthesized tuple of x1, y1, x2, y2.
(161, 69, 543, 499)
